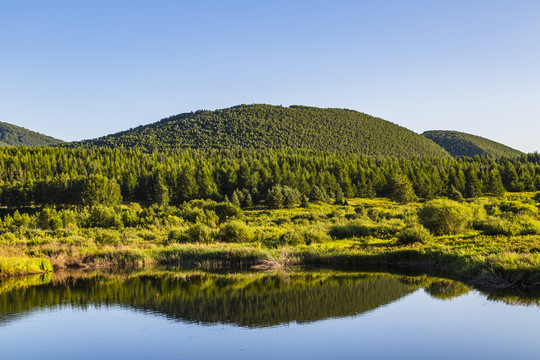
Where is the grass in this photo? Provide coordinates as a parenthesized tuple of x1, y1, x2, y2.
(0, 256, 52, 277)
(1, 194, 540, 289)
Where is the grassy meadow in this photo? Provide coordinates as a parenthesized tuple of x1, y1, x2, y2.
(1, 193, 540, 289)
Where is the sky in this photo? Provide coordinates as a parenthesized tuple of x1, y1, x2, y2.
(1, 0, 539, 152)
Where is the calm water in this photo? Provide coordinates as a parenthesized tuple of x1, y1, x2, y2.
(0, 270, 539, 359)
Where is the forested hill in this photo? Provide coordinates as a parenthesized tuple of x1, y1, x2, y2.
(423, 130, 523, 158)
(72, 105, 451, 157)
(0, 121, 63, 147)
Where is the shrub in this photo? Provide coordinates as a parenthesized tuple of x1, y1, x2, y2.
(137, 229, 157, 241)
(448, 185, 465, 202)
(87, 205, 123, 228)
(168, 228, 185, 243)
(185, 224, 214, 243)
(329, 221, 371, 239)
(520, 217, 540, 235)
(94, 229, 120, 246)
(354, 205, 366, 217)
(219, 221, 252, 243)
(302, 228, 331, 244)
(371, 219, 406, 237)
(280, 228, 332, 245)
(397, 224, 433, 245)
(418, 199, 475, 235)
(121, 209, 140, 227)
(499, 201, 538, 217)
(279, 231, 304, 246)
(180, 207, 206, 223)
(210, 202, 245, 223)
(476, 216, 540, 236)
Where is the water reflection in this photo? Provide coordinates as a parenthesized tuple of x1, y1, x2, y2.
(1, 269, 537, 328)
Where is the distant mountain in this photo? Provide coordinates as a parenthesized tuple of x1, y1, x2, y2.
(0, 121, 63, 147)
(422, 130, 523, 158)
(72, 104, 450, 157)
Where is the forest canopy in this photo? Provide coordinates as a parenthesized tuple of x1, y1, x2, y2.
(68, 104, 451, 158)
(423, 130, 523, 158)
(1, 147, 539, 208)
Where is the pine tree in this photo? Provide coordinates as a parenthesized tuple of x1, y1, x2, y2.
(486, 167, 505, 198)
(335, 185, 344, 205)
(231, 190, 241, 207)
(267, 185, 284, 209)
(388, 174, 417, 204)
(301, 194, 310, 208)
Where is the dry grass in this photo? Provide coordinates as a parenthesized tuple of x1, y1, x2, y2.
(252, 248, 298, 271)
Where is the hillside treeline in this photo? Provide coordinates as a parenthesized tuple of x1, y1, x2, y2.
(423, 130, 523, 158)
(0, 121, 63, 147)
(1, 147, 539, 207)
(70, 105, 450, 158)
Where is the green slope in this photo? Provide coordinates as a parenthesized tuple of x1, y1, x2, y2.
(0, 121, 63, 147)
(73, 104, 450, 157)
(423, 130, 523, 158)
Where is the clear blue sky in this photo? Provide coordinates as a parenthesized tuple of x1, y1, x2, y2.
(1, 0, 539, 152)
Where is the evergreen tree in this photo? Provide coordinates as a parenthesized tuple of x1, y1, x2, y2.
(267, 185, 284, 209)
(448, 185, 464, 202)
(464, 168, 482, 198)
(301, 194, 310, 208)
(241, 189, 253, 208)
(388, 174, 417, 204)
(335, 185, 344, 205)
(282, 186, 301, 208)
(486, 167, 505, 198)
(231, 190, 241, 207)
(310, 185, 325, 203)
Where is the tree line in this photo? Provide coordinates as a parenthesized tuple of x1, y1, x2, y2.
(0, 147, 539, 207)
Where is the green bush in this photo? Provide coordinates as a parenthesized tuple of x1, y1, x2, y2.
(280, 228, 332, 245)
(302, 228, 331, 244)
(476, 215, 540, 236)
(185, 223, 214, 243)
(86, 205, 123, 228)
(329, 221, 371, 239)
(121, 209, 140, 227)
(180, 207, 206, 223)
(168, 228, 185, 243)
(397, 224, 433, 245)
(219, 221, 252, 243)
(137, 229, 157, 241)
(279, 231, 304, 246)
(499, 201, 538, 217)
(94, 229, 120, 246)
(418, 199, 475, 235)
(210, 202, 245, 223)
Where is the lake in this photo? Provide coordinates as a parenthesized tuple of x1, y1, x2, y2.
(1, 270, 539, 359)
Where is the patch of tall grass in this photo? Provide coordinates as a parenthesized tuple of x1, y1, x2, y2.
(0, 257, 52, 277)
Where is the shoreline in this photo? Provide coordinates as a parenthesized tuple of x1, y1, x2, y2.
(2, 243, 539, 291)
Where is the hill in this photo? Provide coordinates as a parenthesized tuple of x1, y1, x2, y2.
(0, 121, 63, 147)
(422, 130, 523, 158)
(73, 104, 450, 157)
